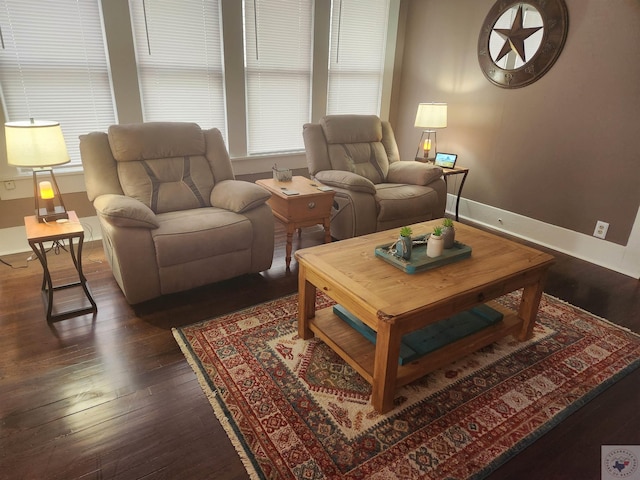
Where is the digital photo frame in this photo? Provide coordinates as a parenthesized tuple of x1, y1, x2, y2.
(434, 152, 457, 168)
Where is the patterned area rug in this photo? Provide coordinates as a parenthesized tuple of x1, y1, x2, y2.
(173, 292, 640, 479)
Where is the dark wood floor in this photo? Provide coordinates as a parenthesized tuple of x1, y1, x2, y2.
(1, 221, 638, 480)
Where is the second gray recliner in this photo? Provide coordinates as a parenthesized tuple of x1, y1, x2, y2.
(303, 114, 446, 240)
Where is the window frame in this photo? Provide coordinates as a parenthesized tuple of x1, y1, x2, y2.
(242, 0, 314, 156)
(0, 0, 117, 175)
(0, 0, 400, 186)
(128, 0, 228, 142)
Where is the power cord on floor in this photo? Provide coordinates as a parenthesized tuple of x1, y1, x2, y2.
(1, 240, 63, 269)
(0, 256, 30, 269)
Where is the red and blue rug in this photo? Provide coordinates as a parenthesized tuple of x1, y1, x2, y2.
(173, 292, 640, 479)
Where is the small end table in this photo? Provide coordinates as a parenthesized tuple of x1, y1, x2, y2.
(256, 176, 335, 270)
(414, 160, 469, 221)
(25, 210, 97, 323)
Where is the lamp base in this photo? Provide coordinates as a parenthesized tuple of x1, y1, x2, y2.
(415, 130, 438, 163)
(32, 168, 68, 223)
(37, 207, 68, 223)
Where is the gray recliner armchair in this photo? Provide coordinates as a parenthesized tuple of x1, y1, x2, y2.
(303, 115, 446, 240)
(79, 122, 274, 304)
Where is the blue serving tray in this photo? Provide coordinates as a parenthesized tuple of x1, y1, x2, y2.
(375, 235, 471, 274)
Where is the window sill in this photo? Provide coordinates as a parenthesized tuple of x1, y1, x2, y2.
(230, 151, 307, 175)
(0, 169, 87, 201)
(1, 153, 308, 200)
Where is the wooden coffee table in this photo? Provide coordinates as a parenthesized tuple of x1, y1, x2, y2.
(295, 220, 555, 413)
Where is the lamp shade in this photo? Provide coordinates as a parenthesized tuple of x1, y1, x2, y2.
(5, 120, 70, 168)
(414, 103, 448, 128)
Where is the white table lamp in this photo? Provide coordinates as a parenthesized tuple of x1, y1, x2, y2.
(414, 103, 447, 162)
(5, 119, 70, 222)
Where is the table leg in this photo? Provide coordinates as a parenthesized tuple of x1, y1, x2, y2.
(517, 272, 548, 341)
(322, 217, 331, 244)
(30, 240, 55, 321)
(371, 321, 402, 413)
(455, 171, 468, 222)
(285, 224, 295, 270)
(297, 264, 316, 340)
(70, 234, 97, 312)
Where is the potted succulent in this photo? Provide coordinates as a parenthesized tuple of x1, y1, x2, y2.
(441, 218, 456, 249)
(426, 225, 444, 258)
(396, 226, 413, 260)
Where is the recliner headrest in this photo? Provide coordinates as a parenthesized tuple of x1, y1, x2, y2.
(320, 115, 382, 144)
(108, 122, 206, 162)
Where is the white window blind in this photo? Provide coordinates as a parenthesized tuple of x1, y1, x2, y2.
(327, 0, 390, 115)
(243, 0, 313, 155)
(129, 0, 226, 139)
(0, 0, 116, 169)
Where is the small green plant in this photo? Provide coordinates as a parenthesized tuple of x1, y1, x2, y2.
(432, 226, 443, 236)
(443, 218, 454, 228)
(400, 226, 413, 237)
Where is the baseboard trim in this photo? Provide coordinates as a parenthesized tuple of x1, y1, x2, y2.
(446, 194, 640, 279)
(3, 200, 638, 279)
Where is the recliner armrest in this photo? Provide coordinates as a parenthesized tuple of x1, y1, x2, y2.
(94, 194, 159, 229)
(387, 162, 443, 186)
(313, 170, 376, 195)
(211, 179, 272, 213)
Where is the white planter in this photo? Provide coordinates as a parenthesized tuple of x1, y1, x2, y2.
(426, 234, 444, 258)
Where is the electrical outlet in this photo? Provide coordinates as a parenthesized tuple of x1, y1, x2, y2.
(3, 180, 16, 190)
(593, 220, 609, 239)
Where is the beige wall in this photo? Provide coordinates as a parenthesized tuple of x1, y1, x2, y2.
(392, 0, 640, 246)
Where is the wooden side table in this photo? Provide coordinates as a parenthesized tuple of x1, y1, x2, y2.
(25, 210, 97, 323)
(256, 176, 335, 270)
(442, 166, 469, 221)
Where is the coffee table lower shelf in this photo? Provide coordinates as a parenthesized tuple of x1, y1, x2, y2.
(307, 300, 520, 389)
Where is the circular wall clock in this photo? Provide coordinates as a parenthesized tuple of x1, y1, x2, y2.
(477, 0, 569, 89)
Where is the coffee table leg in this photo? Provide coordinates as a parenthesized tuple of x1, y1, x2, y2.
(298, 264, 316, 340)
(517, 272, 548, 341)
(372, 322, 402, 413)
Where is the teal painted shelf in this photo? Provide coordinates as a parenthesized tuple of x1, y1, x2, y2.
(333, 304, 504, 365)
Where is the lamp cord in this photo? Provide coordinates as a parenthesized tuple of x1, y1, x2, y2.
(0, 257, 28, 269)
(142, 0, 151, 55)
(336, 0, 343, 63)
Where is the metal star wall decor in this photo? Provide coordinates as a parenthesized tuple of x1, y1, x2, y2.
(477, 0, 569, 89)
(493, 5, 543, 64)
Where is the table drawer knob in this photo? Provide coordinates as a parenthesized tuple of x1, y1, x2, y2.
(307, 202, 316, 209)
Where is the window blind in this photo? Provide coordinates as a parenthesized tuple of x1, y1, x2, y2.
(0, 0, 116, 169)
(243, 0, 313, 155)
(327, 0, 390, 115)
(129, 0, 226, 139)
